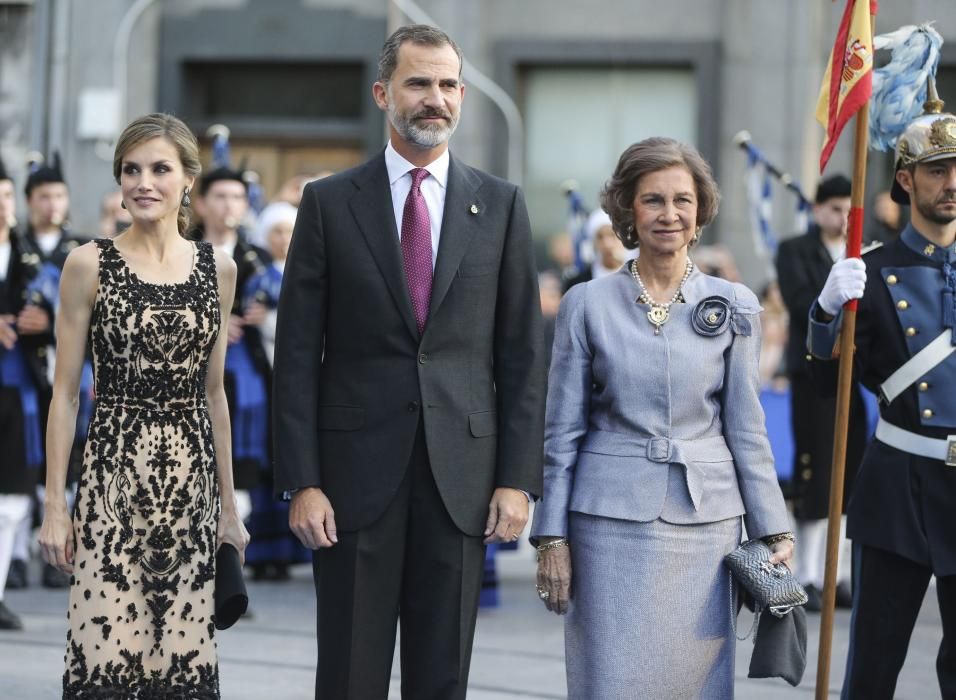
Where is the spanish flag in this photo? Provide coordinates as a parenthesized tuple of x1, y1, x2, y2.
(816, 0, 877, 172)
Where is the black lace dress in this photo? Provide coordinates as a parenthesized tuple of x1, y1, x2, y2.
(63, 238, 222, 699)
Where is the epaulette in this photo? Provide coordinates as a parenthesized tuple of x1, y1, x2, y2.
(860, 240, 884, 255)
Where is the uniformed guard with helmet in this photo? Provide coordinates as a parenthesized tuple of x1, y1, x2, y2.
(808, 79, 956, 699)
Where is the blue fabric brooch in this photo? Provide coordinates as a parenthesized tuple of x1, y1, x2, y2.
(692, 296, 752, 337)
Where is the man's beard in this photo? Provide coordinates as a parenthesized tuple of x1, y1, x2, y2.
(914, 189, 956, 225)
(388, 103, 459, 149)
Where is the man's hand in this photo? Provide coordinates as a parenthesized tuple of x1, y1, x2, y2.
(227, 314, 244, 344)
(818, 257, 866, 316)
(0, 314, 17, 350)
(16, 306, 50, 335)
(483, 487, 529, 545)
(289, 487, 338, 549)
(243, 302, 268, 328)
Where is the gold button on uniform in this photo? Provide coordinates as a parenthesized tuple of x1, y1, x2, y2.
(886, 274, 898, 284)
(799, 453, 812, 466)
(918, 382, 929, 392)
(923, 408, 934, 419)
(897, 300, 909, 310)
(801, 468, 813, 481)
(906, 327, 918, 337)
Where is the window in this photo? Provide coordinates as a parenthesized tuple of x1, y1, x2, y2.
(522, 67, 697, 240)
(184, 61, 364, 121)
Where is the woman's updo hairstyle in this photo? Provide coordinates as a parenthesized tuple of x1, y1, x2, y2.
(113, 113, 202, 236)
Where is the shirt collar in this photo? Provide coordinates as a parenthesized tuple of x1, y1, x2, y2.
(385, 141, 449, 189)
(900, 223, 956, 264)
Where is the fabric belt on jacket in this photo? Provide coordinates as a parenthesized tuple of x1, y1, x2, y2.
(875, 417, 956, 467)
(579, 430, 733, 510)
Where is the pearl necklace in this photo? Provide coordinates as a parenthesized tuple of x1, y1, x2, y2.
(630, 258, 694, 335)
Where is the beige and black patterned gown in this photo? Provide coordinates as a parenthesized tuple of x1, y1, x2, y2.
(64, 238, 222, 699)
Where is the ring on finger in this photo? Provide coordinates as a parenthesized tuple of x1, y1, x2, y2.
(535, 584, 550, 600)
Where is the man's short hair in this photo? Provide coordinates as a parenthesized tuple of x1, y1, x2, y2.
(377, 24, 462, 83)
(814, 175, 852, 204)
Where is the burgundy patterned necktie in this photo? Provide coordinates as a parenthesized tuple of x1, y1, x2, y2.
(401, 168, 433, 336)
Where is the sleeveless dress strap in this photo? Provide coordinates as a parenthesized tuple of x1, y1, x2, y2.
(92, 237, 123, 287)
(195, 240, 216, 286)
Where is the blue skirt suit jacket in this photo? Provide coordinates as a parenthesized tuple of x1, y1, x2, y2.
(531, 264, 790, 540)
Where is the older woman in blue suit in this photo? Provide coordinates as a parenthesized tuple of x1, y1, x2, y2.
(531, 137, 795, 699)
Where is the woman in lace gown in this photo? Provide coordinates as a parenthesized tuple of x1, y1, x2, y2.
(39, 113, 249, 698)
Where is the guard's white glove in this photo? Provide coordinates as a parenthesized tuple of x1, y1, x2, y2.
(818, 257, 867, 316)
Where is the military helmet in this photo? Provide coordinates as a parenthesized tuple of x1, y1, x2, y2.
(891, 79, 956, 204)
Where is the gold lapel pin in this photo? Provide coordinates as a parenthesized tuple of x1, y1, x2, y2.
(469, 204, 479, 214)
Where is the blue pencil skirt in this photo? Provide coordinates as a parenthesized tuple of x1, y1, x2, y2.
(565, 512, 742, 700)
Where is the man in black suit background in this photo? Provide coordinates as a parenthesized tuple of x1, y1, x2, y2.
(775, 175, 869, 610)
(9, 153, 89, 591)
(273, 25, 546, 699)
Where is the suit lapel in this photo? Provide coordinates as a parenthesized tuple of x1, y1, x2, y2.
(428, 155, 483, 323)
(348, 154, 420, 340)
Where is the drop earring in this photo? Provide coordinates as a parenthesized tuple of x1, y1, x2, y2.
(182, 188, 191, 208)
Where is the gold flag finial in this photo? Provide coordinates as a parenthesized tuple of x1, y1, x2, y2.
(924, 75, 945, 114)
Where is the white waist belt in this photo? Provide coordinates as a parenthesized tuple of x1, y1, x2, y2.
(875, 418, 956, 467)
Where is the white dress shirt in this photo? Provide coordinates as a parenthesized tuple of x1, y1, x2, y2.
(213, 236, 237, 260)
(384, 142, 449, 269)
(0, 241, 10, 282)
(34, 231, 61, 256)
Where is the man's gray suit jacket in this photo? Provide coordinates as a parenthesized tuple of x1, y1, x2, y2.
(273, 152, 546, 536)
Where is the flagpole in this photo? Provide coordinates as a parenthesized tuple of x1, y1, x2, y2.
(814, 9, 875, 699)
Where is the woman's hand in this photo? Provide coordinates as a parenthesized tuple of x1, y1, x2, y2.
(38, 501, 75, 574)
(769, 539, 795, 571)
(536, 544, 572, 615)
(218, 505, 251, 565)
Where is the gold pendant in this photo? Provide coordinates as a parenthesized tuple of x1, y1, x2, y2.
(647, 306, 669, 335)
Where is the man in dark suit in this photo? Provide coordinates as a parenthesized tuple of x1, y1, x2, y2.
(0, 154, 49, 627)
(8, 153, 88, 591)
(776, 175, 868, 610)
(273, 24, 546, 699)
(194, 162, 272, 505)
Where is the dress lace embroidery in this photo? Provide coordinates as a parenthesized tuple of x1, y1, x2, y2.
(63, 238, 222, 699)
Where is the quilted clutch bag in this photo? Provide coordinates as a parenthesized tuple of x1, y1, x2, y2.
(724, 539, 808, 618)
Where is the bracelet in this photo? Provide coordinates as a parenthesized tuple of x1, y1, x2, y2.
(763, 532, 795, 546)
(535, 538, 569, 554)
